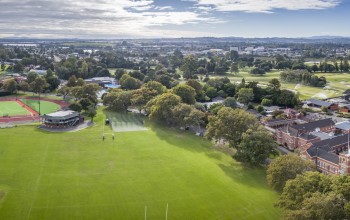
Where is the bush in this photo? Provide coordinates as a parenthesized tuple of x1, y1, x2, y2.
(261, 98, 272, 106)
(255, 105, 264, 113)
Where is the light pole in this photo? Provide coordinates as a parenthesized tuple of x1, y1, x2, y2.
(38, 92, 41, 116)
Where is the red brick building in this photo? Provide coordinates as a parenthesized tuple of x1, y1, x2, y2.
(303, 134, 350, 175)
(276, 118, 335, 150)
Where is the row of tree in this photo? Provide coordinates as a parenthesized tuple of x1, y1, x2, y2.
(280, 70, 327, 87)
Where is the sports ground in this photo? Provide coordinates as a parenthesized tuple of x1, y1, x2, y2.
(0, 101, 31, 116)
(0, 109, 281, 219)
(20, 99, 61, 115)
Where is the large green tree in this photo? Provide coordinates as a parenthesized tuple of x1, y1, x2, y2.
(236, 88, 254, 104)
(30, 76, 48, 94)
(235, 126, 277, 165)
(172, 84, 196, 104)
(148, 93, 181, 124)
(3, 79, 18, 94)
(103, 91, 132, 112)
(206, 107, 257, 146)
(267, 154, 315, 192)
(181, 55, 198, 79)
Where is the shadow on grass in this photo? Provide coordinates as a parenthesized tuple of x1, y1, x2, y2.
(218, 163, 271, 189)
(149, 122, 271, 189)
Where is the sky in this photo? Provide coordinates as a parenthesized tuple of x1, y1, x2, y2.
(0, 0, 349, 39)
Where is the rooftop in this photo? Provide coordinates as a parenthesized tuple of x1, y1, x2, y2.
(46, 110, 77, 117)
(336, 121, 350, 131)
(291, 118, 334, 131)
(306, 99, 333, 108)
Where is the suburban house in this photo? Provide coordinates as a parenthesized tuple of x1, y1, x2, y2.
(305, 99, 339, 111)
(275, 118, 335, 150)
(303, 134, 350, 175)
(339, 104, 350, 113)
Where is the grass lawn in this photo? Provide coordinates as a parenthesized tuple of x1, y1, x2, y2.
(0, 101, 30, 116)
(20, 99, 61, 114)
(0, 109, 280, 220)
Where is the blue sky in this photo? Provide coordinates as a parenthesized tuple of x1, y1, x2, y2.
(0, 0, 348, 39)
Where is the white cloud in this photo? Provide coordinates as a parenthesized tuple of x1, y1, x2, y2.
(0, 0, 218, 38)
(154, 6, 174, 10)
(193, 0, 341, 13)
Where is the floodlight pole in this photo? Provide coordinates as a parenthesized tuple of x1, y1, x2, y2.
(38, 92, 41, 116)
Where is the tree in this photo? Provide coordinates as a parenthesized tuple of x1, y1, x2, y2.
(261, 98, 272, 106)
(69, 86, 82, 100)
(69, 102, 83, 112)
(148, 93, 181, 124)
(230, 50, 239, 61)
(103, 91, 132, 112)
(206, 107, 257, 146)
(172, 84, 196, 104)
(268, 78, 281, 93)
(250, 67, 265, 75)
(208, 103, 224, 114)
(171, 103, 193, 127)
(181, 55, 198, 79)
(3, 79, 18, 94)
(222, 97, 237, 108)
(115, 69, 127, 80)
(67, 75, 79, 87)
(79, 98, 93, 111)
(344, 59, 350, 72)
(45, 74, 60, 91)
(186, 79, 205, 101)
(18, 81, 29, 93)
(141, 81, 166, 95)
(267, 154, 315, 192)
(156, 74, 172, 89)
(27, 71, 38, 83)
(205, 87, 218, 100)
(230, 63, 239, 75)
(277, 172, 350, 219)
(131, 88, 158, 112)
(276, 89, 298, 107)
(129, 70, 145, 81)
(236, 88, 254, 104)
(235, 126, 277, 165)
(197, 67, 207, 75)
(120, 76, 141, 90)
(278, 172, 326, 210)
(187, 108, 206, 130)
(30, 76, 48, 94)
(57, 86, 70, 99)
(86, 105, 97, 122)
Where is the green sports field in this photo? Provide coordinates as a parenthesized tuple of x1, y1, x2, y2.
(0, 101, 30, 116)
(20, 99, 61, 115)
(0, 110, 280, 219)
